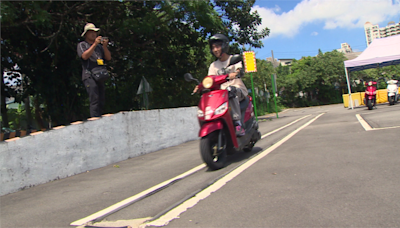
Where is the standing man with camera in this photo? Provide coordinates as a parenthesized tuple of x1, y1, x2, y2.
(77, 23, 111, 117)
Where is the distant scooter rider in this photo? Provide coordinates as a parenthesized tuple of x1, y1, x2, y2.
(194, 34, 248, 136)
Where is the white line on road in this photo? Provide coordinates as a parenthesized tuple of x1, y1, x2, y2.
(356, 114, 400, 131)
(142, 113, 325, 227)
(373, 125, 400, 130)
(261, 114, 311, 139)
(70, 164, 206, 226)
(71, 114, 312, 227)
(356, 114, 373, 131)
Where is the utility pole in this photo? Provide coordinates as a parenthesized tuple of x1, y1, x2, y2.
(271, 50, 277, 93)
(271, 50, 279, 118)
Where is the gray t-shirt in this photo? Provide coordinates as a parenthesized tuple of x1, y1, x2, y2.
(77, 41, 105, 81)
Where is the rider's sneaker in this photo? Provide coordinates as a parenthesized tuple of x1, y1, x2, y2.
(235, 125, 245, 137)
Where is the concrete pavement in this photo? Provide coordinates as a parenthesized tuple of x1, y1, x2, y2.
(2, 103, 400, 228)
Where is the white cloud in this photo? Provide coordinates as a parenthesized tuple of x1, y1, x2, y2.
(271, 5, 281, 13)
(311, 32, 318, 36)
(252, 0, 400, 38)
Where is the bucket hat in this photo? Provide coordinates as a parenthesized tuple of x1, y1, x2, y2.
(81, 23, 100, 37)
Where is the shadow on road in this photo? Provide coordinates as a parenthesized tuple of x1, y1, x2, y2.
(217, 147, 264, 171)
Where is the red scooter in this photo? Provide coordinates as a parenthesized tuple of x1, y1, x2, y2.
(184, 55, 261, 170)
(364, 80, 377, 110)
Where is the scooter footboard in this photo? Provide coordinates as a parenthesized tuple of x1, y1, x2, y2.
(199, 120, 224, 138)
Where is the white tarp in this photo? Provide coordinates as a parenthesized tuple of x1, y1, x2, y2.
(344, 34, 400, 72)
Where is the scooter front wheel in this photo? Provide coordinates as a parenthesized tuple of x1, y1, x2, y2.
(200, 131, 227, 170)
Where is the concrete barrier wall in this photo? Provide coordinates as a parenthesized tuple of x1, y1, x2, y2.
(0, 107, 199, 196)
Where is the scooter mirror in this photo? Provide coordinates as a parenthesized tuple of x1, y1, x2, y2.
(229, 54, 242, 66)
(184, 73, 194, 82)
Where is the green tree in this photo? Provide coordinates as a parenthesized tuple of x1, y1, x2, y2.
(1, 1, 269, 130)
(276, 50, 347, 107)
(213, 0, 270, 47)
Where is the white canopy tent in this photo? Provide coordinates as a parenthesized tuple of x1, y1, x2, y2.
(343, 34, 400, 109)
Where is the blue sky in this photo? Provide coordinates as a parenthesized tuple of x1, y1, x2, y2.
(250, 0, 400, 60)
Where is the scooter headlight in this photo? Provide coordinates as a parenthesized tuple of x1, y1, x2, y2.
(202, 77, 213, 89)
(214, 102, 228, 115)
(197, 109, 204, 117)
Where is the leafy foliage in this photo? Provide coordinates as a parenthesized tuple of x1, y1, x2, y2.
(350, 64, 400, 90)
(274, 50, 347, 107)
(1, 0, 268, 130)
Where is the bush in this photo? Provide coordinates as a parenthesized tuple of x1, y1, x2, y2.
(254, 96, 284, 116)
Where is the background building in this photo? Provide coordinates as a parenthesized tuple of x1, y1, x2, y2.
(278, 59, 293, 66)
(379, 21, 400, 38)
(364, 20, 400, 46)
(266, 57, 293, 67)
(343, 52, 362, 61)
(337, 43, 353, 53)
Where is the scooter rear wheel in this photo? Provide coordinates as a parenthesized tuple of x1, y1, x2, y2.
(389, 96, 394, 105)
(200, 131, 227, 170)
(243, 143, 254, 152)
(367, 100, 373, 110)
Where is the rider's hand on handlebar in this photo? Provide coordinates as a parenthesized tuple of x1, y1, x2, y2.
(228, 71, 238, 80)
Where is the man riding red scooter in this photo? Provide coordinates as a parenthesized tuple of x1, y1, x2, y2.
(186, 34, 261, 170)
(194, 34, 248, 136)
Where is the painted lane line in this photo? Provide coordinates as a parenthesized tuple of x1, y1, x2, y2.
(356, 114, 373, 131)
(373, 125, 400, 130)
(142, 113, 325, 227)
(261, 114, 311, 139)
(71, 114, 310, 226)
(70, 163, 206, 226)
(356, 114, 400, 131)
(146, 115, 311, 223)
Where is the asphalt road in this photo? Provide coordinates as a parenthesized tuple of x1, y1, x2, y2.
(1, 103, 400, 228)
